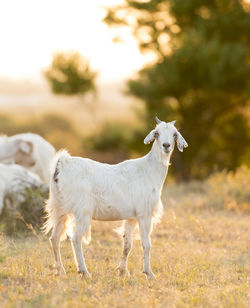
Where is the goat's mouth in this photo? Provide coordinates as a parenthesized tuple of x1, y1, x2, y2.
(163, 148, 171, 154)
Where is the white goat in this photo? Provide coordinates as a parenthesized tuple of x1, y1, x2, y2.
(44, 117, 188, 279)
(1, 133, 56, 185)
(0, 135, 35, 166)
(0, 163, 43, 214)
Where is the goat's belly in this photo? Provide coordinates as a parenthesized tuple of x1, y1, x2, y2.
(92, 204, 134, 221)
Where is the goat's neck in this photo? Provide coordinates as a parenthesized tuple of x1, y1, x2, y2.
(146, 140, 171, 186)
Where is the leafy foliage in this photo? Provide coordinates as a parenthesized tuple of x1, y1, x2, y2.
(0, 187, 48, 236)
(85, 122, 133, 153)
(105, 0, 250, 179)
(84, 122, 144, 163)
(44, 52, 97, 96)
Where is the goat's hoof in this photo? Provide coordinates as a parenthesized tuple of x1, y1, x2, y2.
(55, 267, 66, 276)
(143, 271, 156, 280)
(116, 266, 130, 277)
(78, 270, 91, 279)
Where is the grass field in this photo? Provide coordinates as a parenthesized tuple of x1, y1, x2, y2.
(0, 169, 249, 308)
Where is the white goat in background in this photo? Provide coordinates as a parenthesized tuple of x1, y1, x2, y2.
(44, 117, 188, 279)
(0, 135, 34, 166)
(0, 133, 56, 185)
(0, 163, 43, 214)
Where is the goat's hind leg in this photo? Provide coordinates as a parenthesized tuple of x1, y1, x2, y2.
(117, 219, 136, 276)
(50, 215, 67, 275)
(71, 215, 91, 278)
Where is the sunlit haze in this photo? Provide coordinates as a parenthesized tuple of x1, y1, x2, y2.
(0, 0, 144, 83)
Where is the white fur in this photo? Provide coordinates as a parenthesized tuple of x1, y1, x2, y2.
(0, 133, 56, 184)
(0, 163, 43, 214)
(44, 119, 188, 278)
(0, 135, 34, 165)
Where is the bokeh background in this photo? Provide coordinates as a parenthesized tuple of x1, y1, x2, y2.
(0, 0, 249, 180)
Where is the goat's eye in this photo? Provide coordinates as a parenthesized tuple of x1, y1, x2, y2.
(154, 131, 159, 138)
(173, 132, 177, 139)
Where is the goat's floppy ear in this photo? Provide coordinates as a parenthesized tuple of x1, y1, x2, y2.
(176, 132, 188, 152)
(19, 140, 33, 154)
(144, 129, 158, 144)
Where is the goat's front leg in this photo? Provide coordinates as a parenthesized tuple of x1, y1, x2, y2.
(117, 219, 136, 276)
(138, 216, 155, 279)
(71, 216, 91, 278)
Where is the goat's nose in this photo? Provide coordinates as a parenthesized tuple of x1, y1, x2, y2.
(163, 143, 170, 149)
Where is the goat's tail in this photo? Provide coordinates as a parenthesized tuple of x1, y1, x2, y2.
(43, 149, 91, 244)
(42, 198, 61, 236)
(50, 149, 71, 184)
(42, 150, 71, 236)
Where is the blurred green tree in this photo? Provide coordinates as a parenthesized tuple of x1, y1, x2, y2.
(104, 0, 250, 179)
(44, 52, 97, 96)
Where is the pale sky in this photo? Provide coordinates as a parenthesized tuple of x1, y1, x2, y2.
(0, 0, 145, 83)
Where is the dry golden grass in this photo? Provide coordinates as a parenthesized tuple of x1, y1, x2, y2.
(0, 169, 250, 308)
(0, 210, 249, 308)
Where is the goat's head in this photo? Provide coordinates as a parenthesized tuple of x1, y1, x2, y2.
(14, 139, 36, 167)
(144, 116, 188, 155)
